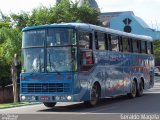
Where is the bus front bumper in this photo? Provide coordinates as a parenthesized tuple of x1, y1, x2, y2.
(20, 94, 81, 103)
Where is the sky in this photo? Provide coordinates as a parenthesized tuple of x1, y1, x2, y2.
(0, 0, 160, 30)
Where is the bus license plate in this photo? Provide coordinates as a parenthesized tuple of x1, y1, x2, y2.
(40, 96, 50, 101)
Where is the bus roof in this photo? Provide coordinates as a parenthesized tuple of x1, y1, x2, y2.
(22, 22, 153, 41)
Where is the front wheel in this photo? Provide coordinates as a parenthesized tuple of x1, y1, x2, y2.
(84, 84, 100, 107)
(127, 80, 137, 98)
(43, 102, 57, 108)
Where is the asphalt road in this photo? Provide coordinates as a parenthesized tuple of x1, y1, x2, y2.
(0, 77, 160, 120)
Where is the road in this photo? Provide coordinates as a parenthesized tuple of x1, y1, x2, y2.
(0, 77, 160, 120)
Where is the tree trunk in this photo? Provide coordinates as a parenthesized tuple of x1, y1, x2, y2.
(11, 67, 18, 103)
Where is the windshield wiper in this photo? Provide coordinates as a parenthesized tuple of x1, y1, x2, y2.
(48, 53, 61, 75)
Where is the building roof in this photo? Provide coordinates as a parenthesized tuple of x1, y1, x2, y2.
(78, 0, 99, 9)
(100, 11, 134, 16)
(133, 16, 150, 29)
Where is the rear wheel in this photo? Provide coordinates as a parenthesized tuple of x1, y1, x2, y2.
(84, 83, 100, 107)
(137, 80, 144, 97)
(43, 102, 57, 108)
(127, 80, 137, 98)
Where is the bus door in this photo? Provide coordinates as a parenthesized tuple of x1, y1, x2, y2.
(78, 31, 93, 72)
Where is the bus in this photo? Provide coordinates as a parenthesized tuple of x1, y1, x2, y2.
(20, 23, 154, 107)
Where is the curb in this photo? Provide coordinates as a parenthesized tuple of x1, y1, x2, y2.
(0, 102, 41, 109)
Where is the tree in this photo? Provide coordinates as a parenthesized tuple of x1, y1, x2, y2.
(0, 0, 101, 102)
(51, 0, 101, 24)
(153, 40, 160, 65)
(0, 18, 21, 102)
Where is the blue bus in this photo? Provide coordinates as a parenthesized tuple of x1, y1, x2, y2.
(20, 23, 154, 107)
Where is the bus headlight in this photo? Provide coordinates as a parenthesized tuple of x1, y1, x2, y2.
(67, 96, 72, 101)
(21, 96, 26, 100)
(55, 96, 60, 101)
(31, 96, 36, 101)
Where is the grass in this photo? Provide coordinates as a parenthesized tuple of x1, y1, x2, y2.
(0, 102, 35, 109)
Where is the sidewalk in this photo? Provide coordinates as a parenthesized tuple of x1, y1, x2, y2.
(0, 102, 40, 109)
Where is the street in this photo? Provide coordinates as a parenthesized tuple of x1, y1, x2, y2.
(0, 77, 160, 120)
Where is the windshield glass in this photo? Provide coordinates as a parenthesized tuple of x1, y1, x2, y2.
(22, 28, 77, 73)
(47, 29, 76, 46)
(22, 48, 44, 72)
(47, 47, 77, 72)
(22, 30, 45, 47)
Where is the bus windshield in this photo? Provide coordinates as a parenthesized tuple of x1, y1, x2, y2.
(22, 28, 77, 73)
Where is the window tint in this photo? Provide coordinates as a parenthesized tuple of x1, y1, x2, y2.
(122, 37, 129, 52)
(22, 30, 45, 47)
(119, 36, 123, 52)
(79, 32, 91, 49)
(147, 41, 154, 54)
(151, 42, 154, 54)
(47, 29, 76, 46)
(108, 34, 112, 51)
(111, 35, 119, 51)
(105, 34, 109, 50)
(141, 41, 147, 54)
(132, 39, 138, 53)
(97, 32, 105, 50)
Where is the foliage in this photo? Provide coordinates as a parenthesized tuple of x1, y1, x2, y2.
(153, 40, 160, 65)
(0, 0, 101, 82)
(10, 12, 29, 30)
(10, 0, 101, 28)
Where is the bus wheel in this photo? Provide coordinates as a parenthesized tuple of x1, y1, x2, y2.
(43, 102, 57, 108)
(137, 80, 144, 97)
(127, 80, 137, 98)
(84, 83, 100, 107)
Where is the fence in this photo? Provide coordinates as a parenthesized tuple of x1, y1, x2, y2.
(0, 84, 19, 103)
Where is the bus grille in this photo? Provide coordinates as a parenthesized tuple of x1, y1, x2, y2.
(21, 83, 71, 93)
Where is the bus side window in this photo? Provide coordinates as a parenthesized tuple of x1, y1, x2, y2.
(129, 38, 133, 52)
(141, 41, 147, 54)
(111, 35, 119, 52)
(79, 32, 91, 49)
(96, 32, 105, 50)
(108, 34, 111, 51)
(132, 39, 139, 53)
(119, 36, 123, 52)
(147, 41, 153, 54)
(105, 34, 109, 50)
(137, 40, 141, 53)
(122, 37, 129, 52)
(151, 42, 154, 54)
(79, 31, 93, 72)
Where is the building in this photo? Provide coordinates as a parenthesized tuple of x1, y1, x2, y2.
(99, 11, 160, 40)
(56, 1, 160, 40)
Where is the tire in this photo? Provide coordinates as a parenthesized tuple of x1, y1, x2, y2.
(137, 80, 143, 97)
(84, 83, 100, 107)
(43, 102, 57, 108)
(127, 80, 137, 98)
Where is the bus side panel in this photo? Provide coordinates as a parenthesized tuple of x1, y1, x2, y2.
(76, 73, 91, 101)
